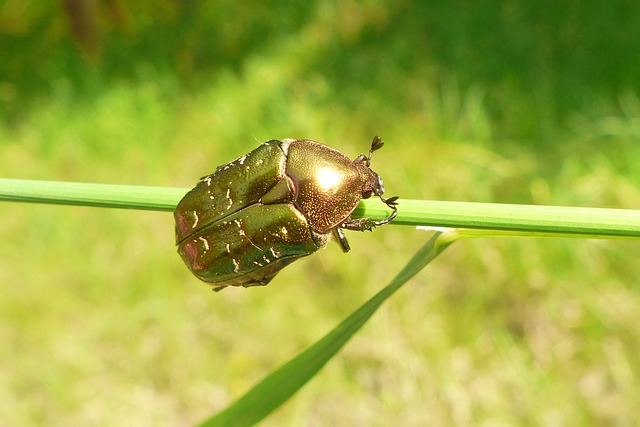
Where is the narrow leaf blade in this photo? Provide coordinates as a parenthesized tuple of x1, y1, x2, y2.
(198, 232, 452, 427)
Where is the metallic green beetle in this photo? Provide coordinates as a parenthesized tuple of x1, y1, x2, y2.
(174, 136, 398, 290)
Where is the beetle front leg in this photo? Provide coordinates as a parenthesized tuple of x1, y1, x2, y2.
(341, 217, 378, 232)
(342, 201, 398, 231)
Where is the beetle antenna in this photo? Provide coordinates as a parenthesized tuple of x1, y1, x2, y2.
(368, 136, 384, 164)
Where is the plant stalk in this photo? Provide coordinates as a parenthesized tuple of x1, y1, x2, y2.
(1, 178, 639, 238)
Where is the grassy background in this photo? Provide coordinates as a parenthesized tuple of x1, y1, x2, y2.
(1, 1, 640, 425)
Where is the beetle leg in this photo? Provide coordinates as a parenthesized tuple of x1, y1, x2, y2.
(342, 217, 377, 232)
(332, 228, 351, 253)
(342, 215, 390, 230)
(343, 194, 399, 231)
(342, 212, 395, 231)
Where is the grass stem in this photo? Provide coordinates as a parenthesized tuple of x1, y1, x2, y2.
(2, 178, 639, 238)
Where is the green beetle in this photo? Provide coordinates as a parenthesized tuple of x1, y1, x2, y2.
(174, 136, 398, 290)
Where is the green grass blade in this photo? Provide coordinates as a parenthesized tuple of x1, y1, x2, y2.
(2, 179, 639, 237)
(0, 178, 186, 211)
(198, 232, 453, 427)
(356, 198, 640, 237)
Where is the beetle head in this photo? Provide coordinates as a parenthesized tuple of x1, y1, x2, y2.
(355, 136, 399, 225)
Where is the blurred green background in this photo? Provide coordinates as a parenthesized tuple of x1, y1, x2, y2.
(1, 1, 640, 425)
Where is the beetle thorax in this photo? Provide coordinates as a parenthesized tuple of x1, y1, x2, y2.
(285, 140, 366, 234)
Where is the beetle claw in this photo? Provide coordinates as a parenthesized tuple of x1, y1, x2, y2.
(372, 194, 399, 226)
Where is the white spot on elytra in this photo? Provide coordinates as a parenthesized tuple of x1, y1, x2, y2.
(191, 211, 199, 228)
(281, 227, 288, 235)
(198, 236, 209, 250)
(269, 247, 280, 258)
(238, 155, 247, 165)
(233, 258, 240, 272)
(226, 188, 233, 210)
(226, 243, 231, 253)
(235, 219, 247, 236)
(204, 176, 212, 186)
